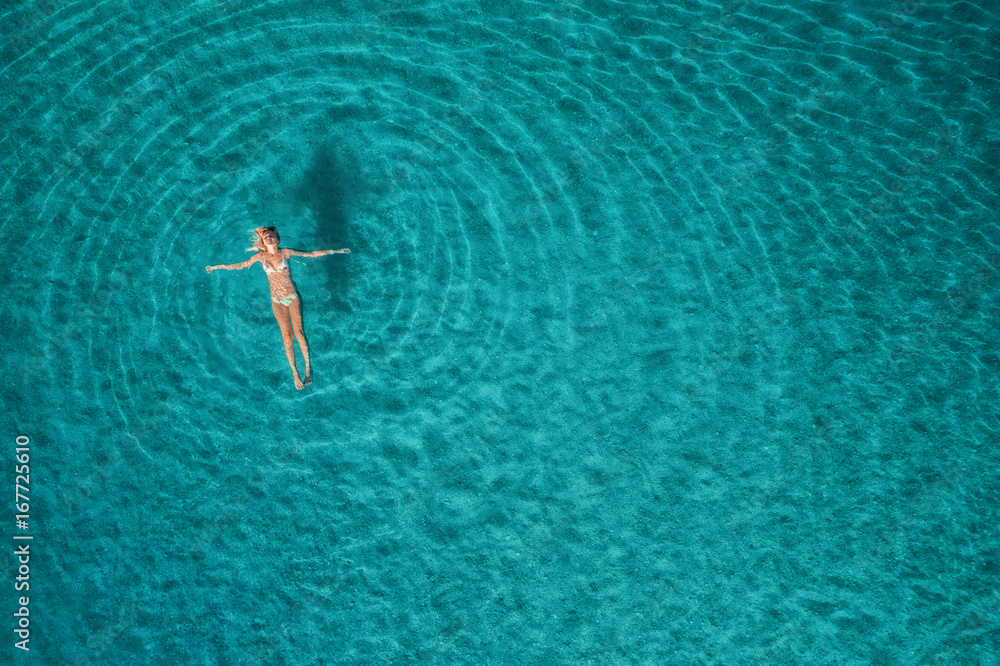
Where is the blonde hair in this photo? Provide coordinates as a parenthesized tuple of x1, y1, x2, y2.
(247, 226, 280, 252)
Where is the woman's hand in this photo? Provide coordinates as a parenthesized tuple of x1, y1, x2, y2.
(329, 248, 350, 254)
(206, 266, 215, 273)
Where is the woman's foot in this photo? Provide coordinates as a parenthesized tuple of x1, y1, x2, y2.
(304, 374, 313, 387)
(294, 375, 304, 390)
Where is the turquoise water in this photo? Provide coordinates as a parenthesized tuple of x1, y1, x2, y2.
(2, 0, 999, 662)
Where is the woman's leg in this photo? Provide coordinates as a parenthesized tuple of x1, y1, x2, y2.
(272, 300, 304, 389)
(288, 297, 311, 385)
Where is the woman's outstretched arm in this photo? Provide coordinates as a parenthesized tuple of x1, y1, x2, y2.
(206, 252, 261, 273)
(286, 248, 350, 258)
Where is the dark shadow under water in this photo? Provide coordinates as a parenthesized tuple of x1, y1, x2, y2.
(295, 143, 359, 313)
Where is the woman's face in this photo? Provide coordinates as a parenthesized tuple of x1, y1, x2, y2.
(261, 229, 278, 246)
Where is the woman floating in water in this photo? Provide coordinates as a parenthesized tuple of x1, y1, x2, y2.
(207, 226, 350, 389)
